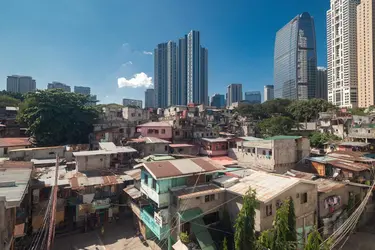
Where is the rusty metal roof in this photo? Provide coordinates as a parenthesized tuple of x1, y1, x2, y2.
(123, 185, 142, 199)
(210, 156, 238, 166)
(227, 172, 314, 203)
(0, 137, 31, 148)
(143, 157, 225, 180)
(329, 160, 371, 172)
(169, 144, 194, 148)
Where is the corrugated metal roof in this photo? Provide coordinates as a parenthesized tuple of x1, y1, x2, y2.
(227, 172, 311, 203)
(264, 135, 302, 140)
(137, 121, 172, 127)
(143, 157, 225, 180)
(169, 144, 194, 148)
(173, 184, 224, 199)
(99, 142, 117, 151)
(210, 156, 238, 166)
(0, 137, 31, 148)
(123, 185, 142, 199)
(73, 150, 114, 156)
(240, 136, 264, 141)
(339, 142, 369, 147)
(201, 138, 228, 143)
(125, 169, 141, 180)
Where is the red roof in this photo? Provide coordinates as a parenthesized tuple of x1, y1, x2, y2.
(0, 137, 31, 148)
(211, 156, 238, 166)
(169, 144, 194, 148)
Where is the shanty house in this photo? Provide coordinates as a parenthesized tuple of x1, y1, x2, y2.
(0, 138, 31, 157)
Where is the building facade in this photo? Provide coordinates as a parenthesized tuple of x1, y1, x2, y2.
(6, 75, 36, 94)
(316, 67, 328, 100)
(210, 94, 225, 108)
(274, 12, 317, 100)
(74, 86, 90, 95)
(327, 0, 360, 107)
(178, 36, 188, 105)
(264, 85, 274, 102)
(245, 91, 262, 104)
(357, 0, 375, 107)
(226, 84, 243, 106)
(123, 98, 142, 108)
(145, 89, 156, 109)
(47, 81, 71, 92)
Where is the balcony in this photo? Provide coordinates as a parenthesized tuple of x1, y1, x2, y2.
(141, 183, 170, 208)
(140, 206, 170, 240)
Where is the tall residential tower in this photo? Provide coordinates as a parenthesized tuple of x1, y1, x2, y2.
(7, 75, 36, 94)
(264, 85, 274, 102)
(327, 0, 360, 107)
(226, 84, 243, 106)
(274, 12, 317, 100)
(316, 67, 328, 100)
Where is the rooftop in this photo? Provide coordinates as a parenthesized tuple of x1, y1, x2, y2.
(339, 142, 370, 147)
(264, 135, 302, 141)
(0, 137, 31, 148)
(227, 172, 314, 203)
(0, 163, 32, 208)
(98, 142, 137, 153)
(130, 137, 170, 144)
(240, 136, 264, 141)
(210, 156, 238, 166)
(173, 184, 224, 199)
(201, 137, 228, 143)
(169, 144, 195, 148)
(137, 121, 172, 127)
(73, 150, 115, 157)
(143, 157, 226, 180)
(308, 156, 372, 172)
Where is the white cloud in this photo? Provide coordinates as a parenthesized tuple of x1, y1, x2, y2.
(117, 72, 153, 88)
(121, 61, 133, 67)
(143, 51, 153, 55)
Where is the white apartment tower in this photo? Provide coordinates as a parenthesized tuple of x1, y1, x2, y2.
(327, 0, 360, 108)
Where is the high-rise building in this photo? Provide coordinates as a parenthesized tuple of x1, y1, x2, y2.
(226, 84, 243, 106)
(245, 91, 262, 104)
(155, 30, 208, 108)
(154, 41, 177, 108)
(123, 98, 142, 108)
(47, 81, 71, 92)
(274, 12, 317, 100)
(264, 85, 274, 102)
(316, 67, 328, 100)
(327, 0, 360, 107)
(210, 94, 225, 108)
(6, 75, 36, 94)
(145, 89, 156, 108)
(357, 0, 375, 107)
(74, 86, 91, 95)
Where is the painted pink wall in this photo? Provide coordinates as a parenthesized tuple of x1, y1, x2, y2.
(137, 126, 173, 140)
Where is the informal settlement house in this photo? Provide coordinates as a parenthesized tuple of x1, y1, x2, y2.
(228, 136, 310, 173)
(126, 137, 170, 157)
(135, 157, 225, 248)
(285, 170, 371, 239)
(0, 138, 31, 157)
(136, 121, 173, 141)
(222, 171, 317, 246)
(0, 161, 32, 250)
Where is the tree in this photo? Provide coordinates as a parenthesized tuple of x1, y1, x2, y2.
(0, 95, 21, 108)
(272, 200, 295, 250)
(287, 99, 337, 123)
(234, 188, 257, 250)
(257, 230, 274, 249)
(304, 226, 331, 250)
(18, 89, 99, 146)
(286, 198, 296, 243)
(222, 237, 228, 250)
(257, 116, 296, 137)
(309, 132, 341, 148)
(0, 90, 24, 101)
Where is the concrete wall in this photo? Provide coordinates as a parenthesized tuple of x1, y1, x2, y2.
(138, 126, 173, 140)
(122, 107, 149, 122)
(349, 127, 375, 139)
(9, 147, 65, 161)
(144, 143, 169, 156)
(178, 191, 225, 214)
(75, 154, 111, 171)
(0, 146, 27, 157)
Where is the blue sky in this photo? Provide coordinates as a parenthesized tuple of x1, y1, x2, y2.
(0, 0, 329, 104)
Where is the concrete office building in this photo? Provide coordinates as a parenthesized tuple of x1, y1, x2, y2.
(154, 41, 177, 108)
(47, 81, 71, 92)
(178, 36, 188, 105)
(245, 91, 262, 104)
(210, 94, 225, 108)
(74, 86, 91, 95)
(316, 67, 328, 100)
(123, 98, 142, 108)
(145, 89, 156, 109)
(327, 0, 360, 107)
(226, 84, 243, 106)
(6, 75, 36, 94)
(274, 12, 317, 100)
(264, 85, 274, 102)
(357, 0, 375, 107)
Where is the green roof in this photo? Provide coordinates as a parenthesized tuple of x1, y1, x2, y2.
(178, 208, 202, 222)
(191, 217, 216, 250)
(264, 135, 302, 140)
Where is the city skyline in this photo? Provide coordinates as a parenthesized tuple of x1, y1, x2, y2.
(0, 1, 330, 105)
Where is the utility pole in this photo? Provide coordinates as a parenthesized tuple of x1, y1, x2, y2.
(46, 155, 59, 250)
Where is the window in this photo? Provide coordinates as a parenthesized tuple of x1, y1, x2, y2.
(205, 194, 215, 202)
(266, 204, 272, 216)
(165, 146, 168, 151)
(138, 113, 141, 117)
(152, 178, 156, 190)
(206, 175, 213, 182)
(155, 130, 159, 134)
(144, 174, 148, 185)
(131, 113, 135, 117)
(161, 129, 166, 134)
(147, 129, 153, 134)
(301, 193, 308, 204)
(175, 131, 180, 136)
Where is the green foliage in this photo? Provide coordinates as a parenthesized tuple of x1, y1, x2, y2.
(17, 89, 99, 146)
(235, 99, 292, 119)
(234, 188, 257, 250)
(257, 116, 296, 137)
(179, 231, 189, 244)
(286, 198, 296, 243)
(309, 132, 341, 148)
(287, 99, 336, 122)
(222, 237, 228, 250)
(272, 200, 295, 250)
(0, 90, 24, 101)
(0, 95, 21, 108)
(304, 226, 331, 250)
(350, 107, 366, 116)
(257, 230, 274, 249)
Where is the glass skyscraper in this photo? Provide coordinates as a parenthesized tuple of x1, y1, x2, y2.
(274, 12, 317, 100)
